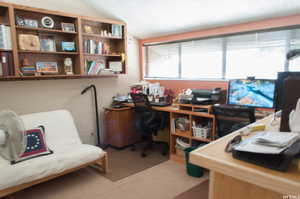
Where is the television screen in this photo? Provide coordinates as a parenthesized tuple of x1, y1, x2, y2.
(228, 79, 276, 108)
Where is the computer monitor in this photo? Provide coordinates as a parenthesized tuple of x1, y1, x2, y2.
(275, 72, 300, 111)
(227, 79, 276, 109)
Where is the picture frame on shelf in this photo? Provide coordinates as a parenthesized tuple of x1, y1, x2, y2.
(84, 25, 93, 34)
(15, 16, 25, 26)
(61, 23, 75, 32)
(61, 41, 76, 52)
(40, 35, 56, 52)
(112, 24, 122, 38)
(24, 19, 38, 28)
(109, 61, 122, 73)
(18, 34, 40, 51)
(36, 62, 58, 73)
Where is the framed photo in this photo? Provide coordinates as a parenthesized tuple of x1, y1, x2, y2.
(40, 36, 56, 52)
(61, 41, 76, 52)
(109, 61, 122, 72)
(112, 24, 122, 38)
(61, 23, 76, 32)
(16, 16, 25, 26)
(84, 25, 93, 34)
(36, 62, 58, 73)
(24, 19, 38, 28)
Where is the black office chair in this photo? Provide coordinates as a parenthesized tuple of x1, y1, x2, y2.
(130, 93, 169, 157)
(212, 105, 256, 138)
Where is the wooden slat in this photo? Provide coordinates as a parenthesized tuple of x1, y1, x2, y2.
(8, 5, 19, 76)
(18, 50, 79, 55)
(82, 33, 122, 39)
(0, 74, 117, 81)
(16, 26, 77, 34)
(0, 153, 108, 198)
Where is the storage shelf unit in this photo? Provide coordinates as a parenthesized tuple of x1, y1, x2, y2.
(0, 2, 127, 81)
(170, 104, 216, 163)
(16, 26, 78, 34)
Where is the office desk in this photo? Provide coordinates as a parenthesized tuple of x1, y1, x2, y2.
(190, 115, 300, 199)
(123, 103, 216, 163)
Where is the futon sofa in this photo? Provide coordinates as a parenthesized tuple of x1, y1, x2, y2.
(0, 110, 107, 198)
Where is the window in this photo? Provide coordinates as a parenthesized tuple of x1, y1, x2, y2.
(226, 31, 287, 79)
(181, 39, 223, 79)
(144, 27, 300, 80)
(289, 29, 300, 72)
(146, 43, 179, 78)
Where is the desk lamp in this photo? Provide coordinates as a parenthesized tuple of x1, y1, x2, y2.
(81, 84, 108, 149)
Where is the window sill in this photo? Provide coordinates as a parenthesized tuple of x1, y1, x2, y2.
(143, 77, 228, 82)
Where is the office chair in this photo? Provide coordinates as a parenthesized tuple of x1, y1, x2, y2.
(130, 93, 169, 157)
(212, 105, 256, 138)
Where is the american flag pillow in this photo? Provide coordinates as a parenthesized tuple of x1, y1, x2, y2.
(11, 126, 53, 164)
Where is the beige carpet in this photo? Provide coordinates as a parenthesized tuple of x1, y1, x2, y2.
(173, 180, 209, 199)
(11, 161, 208, 199)
(103, 144, 169, 181)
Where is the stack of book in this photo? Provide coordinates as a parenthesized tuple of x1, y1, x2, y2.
(84, 40, 103, 54)
(0, 52, 14, 76)
(21, 66, 36, 76)
(85, 60, 105, 75)
(0, 25, 12, 50)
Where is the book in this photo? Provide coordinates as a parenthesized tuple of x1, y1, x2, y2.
(84, 39, 104, 54)
(0, 25, 12, 50)
(86, 60, 105, 75)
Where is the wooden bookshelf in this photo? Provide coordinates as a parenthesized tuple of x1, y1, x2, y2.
(16, 26, 77, 34)
(82, 33, 122, 39)
(169, 104, 216, 162)
(81, 17, 127, 75)
(0, 2, 127, 81)
(83, 53, 121, 57)
(19, 50, 79, 55)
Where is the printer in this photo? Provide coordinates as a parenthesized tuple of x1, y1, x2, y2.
(191, 88, 221, 105)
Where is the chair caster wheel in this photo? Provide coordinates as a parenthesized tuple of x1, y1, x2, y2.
(162, 152, 167, 156)
(141, 153, 147, 157)
(131, 146, 136, 151)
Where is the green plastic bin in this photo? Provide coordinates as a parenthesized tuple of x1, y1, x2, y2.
(184, 146, 204, 178)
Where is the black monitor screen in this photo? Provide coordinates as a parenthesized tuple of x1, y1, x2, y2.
(228, 79, 276, 109)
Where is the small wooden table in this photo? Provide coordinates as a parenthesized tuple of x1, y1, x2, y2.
(190, 115, 300, 199)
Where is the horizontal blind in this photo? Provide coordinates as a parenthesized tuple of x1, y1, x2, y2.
(181, 38, 223, 79)
(146, 43, 179, 78)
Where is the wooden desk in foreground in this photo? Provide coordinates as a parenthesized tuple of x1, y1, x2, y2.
(190, 115, 300, 199)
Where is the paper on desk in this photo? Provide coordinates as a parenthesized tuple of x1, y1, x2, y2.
(234, 131, 300, 154)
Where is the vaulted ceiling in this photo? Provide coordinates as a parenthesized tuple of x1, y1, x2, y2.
(86, 0, 300, 39)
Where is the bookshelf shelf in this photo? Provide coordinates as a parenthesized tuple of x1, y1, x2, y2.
(169, 105, 216, 162)
(83, 53, 121, 57)
(82, 33, 122, 39)
(0, 49, 12, 52)
(16, 26, 78, 34)
(18, 50, 79, 55)
(0, 2, 127, 80)
(0, 74, 118, 81)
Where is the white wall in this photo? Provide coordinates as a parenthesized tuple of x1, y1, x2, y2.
(0, 0, 140, 144)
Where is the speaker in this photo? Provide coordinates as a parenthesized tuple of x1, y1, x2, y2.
(280, 77, 300, 132)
